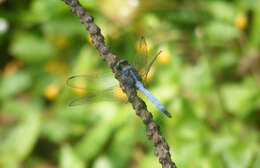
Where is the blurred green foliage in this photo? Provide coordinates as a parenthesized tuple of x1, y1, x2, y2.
(0, 0, 260, 168)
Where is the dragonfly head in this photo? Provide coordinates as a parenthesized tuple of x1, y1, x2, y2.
(115, 59, 128, 71)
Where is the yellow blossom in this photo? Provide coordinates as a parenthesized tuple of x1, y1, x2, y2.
(235, 13, 247, 30)
(45, 84, 59, 100)
(136, 38, 152, 56)
(144, 68, 154, 83)
(87, 34, 94, 47)
(139, 67, 154, 84)
(113, 85, 127, 102)
(157, 48, 171, 64)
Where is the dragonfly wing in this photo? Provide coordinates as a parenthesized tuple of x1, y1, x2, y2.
(66, 74, 98, 90)
(66, 72, 116, 90)
(133, 36, 149, 78)
(69, 93, 97, 106)
(144, 50, 162, 82)
(67, 72, 117, 106)
(68, 87, 115, 106)
(133, 36, 162, 83)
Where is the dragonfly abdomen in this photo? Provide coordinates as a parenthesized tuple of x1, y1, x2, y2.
(135, 81, 172, 118)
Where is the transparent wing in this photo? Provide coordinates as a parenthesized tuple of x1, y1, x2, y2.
(144, 50, 162, 82)
(66, 72, 117, 106)
(66, 74, 97, 90)
(68, 87, 115, 106)
(134, 36, 149, 78)
(66, 72, 116, 91)
(133, 36, 162, 83)
(68, 93, 97, 106)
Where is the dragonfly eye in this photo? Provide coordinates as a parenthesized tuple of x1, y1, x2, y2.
(115, 59, 128, 70)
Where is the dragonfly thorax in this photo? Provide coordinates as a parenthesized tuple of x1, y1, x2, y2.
(122, 65, 142, 87)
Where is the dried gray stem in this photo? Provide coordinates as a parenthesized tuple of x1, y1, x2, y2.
(62, 0, 177, 167)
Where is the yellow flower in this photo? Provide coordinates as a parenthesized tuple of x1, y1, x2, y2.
(87, 34, 94, 47)
(113, 85, 127, 102)
(235, 13, 247, 30)
(139, 67, 154, 84)
(136, 38, 152, 56)
(45, 84, 59, 100)
(157, 48, 171, 64)
(145, 68, 154, 83)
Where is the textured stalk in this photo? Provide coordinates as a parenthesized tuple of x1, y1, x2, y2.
(62, 1, 177, 167)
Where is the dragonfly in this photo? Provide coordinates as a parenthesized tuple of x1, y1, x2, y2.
(67, 37, 172, 118)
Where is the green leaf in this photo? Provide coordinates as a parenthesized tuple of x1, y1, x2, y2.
(211, 134, 236, 154)
(0, 71, 31, 99)
(249, 3, 260, 47)
(74, 120, 116, 163)
(181, 57, 213, 96)
(43, 17, 86, 37)
(0, 103, 41, 167)
(252, 150, 260, 168)
(221, 78, 260, 118)
(79, 0, 99, 9)
(139, 154, 161, 168)
(107, 124, 137, 168)
(175, 141, 202, 168)
(208, 1, 236, 23)
(223, 144, 256, 168)
(23, 0, 66, 23)
(92, 156, 112, 168)
(59, 144, 85, 168)
(204, 21, 240, 45)
(214, 51, 238, 70)
(71, 46, 100, 74)
(9, 33, 56, 63)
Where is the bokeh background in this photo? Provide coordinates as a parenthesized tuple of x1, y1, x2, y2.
(1, 0, 260, 168)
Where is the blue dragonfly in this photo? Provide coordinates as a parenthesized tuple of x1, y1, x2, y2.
(67, 37, 171, 118)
